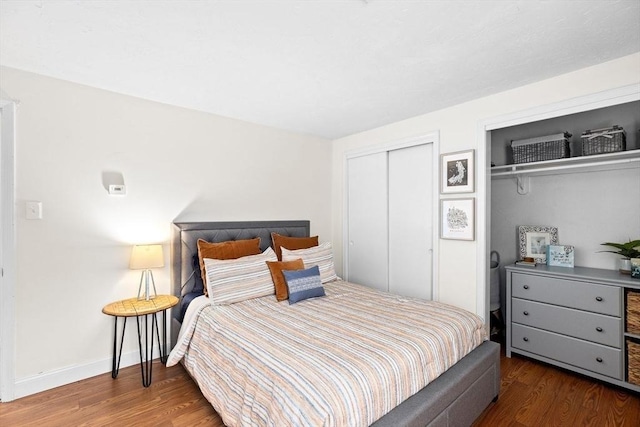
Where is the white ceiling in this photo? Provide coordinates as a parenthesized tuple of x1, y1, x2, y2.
(1, 1, 639, 139)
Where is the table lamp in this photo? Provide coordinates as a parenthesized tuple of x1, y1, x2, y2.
(130, 244, 164, 300)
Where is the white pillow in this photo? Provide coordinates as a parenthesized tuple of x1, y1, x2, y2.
(282, 242, 338, 284)
(204, 247, 277, 305)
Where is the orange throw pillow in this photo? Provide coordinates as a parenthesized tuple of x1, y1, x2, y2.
(271, 233, 318, 261)
(197, 238, 261, 295)
(266, 259, 305, 301)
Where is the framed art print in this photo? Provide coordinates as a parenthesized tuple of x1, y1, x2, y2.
(518, 225, 558, 263)
(441, 149, 474, 194)
(441, 198, 475, 241)
(631, 258, 640, 279)
(547, 245, 574, 268)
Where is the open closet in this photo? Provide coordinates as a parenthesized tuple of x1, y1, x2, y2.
(486, 86, 640, 392)
(491, 100, 639, 274)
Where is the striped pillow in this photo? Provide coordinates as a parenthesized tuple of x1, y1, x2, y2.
(204, 247, 277, 305)
(282, 242, 338, 284)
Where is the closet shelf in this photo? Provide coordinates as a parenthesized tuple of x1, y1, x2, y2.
(491, 149, 640, 179)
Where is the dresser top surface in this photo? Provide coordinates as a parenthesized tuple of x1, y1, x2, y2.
(506, 264, 640, 289)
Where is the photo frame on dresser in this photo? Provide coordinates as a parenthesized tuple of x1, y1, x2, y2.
(518, 225, 558, 264)
(440, 149, 474, 194)
(547, 245, 575, 268)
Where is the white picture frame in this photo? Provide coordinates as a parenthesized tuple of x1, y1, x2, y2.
(441, 198, 475, 241)
(518, 225, 559, 263)
(440, 149, 474, 194)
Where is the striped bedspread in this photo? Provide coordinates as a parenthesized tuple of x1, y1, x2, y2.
(168, 280, 487, 426)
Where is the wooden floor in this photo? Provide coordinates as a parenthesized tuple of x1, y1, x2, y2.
(1, 347, 639, 426)
(473, 349, 640, 426)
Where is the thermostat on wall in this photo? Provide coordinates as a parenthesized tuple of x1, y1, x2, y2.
(108, 184, 126, 195)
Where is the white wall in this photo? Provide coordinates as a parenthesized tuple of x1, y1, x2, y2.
(331, 53, 640, 314)
(1, 66, 332, 397)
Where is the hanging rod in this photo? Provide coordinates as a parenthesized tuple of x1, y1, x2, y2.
(491, 157, 640, 178)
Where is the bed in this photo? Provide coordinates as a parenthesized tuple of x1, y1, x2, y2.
(168, 220, 500, 426)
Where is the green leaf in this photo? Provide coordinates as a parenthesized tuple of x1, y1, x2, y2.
(601, 242, 626, 250)
(599, 239, 640, 258)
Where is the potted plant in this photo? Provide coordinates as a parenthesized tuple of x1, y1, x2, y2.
(600, 239, 640, 274)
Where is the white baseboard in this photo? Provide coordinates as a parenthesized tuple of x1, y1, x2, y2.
(13, 348, 162, 400)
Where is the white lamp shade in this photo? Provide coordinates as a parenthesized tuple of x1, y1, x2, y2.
(129, 244, 164, 270)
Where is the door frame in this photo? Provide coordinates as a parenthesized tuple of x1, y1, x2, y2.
(343, 131, 440, 300)
(0, 95, 17, 402)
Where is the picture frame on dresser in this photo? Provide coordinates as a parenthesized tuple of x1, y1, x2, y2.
(440, 149, 474, 194)
(547, 245, 575, 268)
(518, 225, 558, 264)
(631, 258, 640, 279)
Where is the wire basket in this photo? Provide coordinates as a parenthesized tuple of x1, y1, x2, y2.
(581, 125, 626, 156)
(511, 132, 571, 164)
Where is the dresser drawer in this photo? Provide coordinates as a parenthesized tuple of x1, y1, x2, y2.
(512, 298, 621, 348)
(511, 273, 621, 316)
(512, 324, 622, 379)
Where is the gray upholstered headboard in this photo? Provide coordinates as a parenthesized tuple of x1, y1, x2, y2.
(170, 220, 310, 346)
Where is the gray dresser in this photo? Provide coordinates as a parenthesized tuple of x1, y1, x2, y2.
(506, 264, 640, 392)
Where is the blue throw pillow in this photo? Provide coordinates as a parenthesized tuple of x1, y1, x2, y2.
(282, 265, 325, 304)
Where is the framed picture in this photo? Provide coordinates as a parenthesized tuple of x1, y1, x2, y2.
(547, 245, 575, 268)
(631, 258, 640, 279)
(441, 198, 475, 241)
(441, 149, 474, 194)
(518, 225, 558, 263)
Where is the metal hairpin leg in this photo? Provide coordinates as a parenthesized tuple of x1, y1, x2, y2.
(111, 311, 168, 387)
(156, 309, 169, 364)
(111, 317, 127, 379)
(136, 313, 157, 387)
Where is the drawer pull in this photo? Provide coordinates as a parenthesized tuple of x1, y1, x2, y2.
(523, 285, 529, 290)
(596, 327, 603, 332)
(523, 337, 529, 342)
(596, 357, 603, 363)
(523, 311, 529, 316)
(595, 296, 603, 302)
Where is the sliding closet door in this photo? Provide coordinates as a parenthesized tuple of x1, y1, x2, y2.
(346, 140, 434, 299)
(388, 144, 433, 299)
(347, 152, 388, 292)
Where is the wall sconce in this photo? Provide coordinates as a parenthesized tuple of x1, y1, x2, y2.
(129, 244, 164, 300)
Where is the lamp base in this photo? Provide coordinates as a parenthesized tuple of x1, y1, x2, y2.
(137, 270, 158, 301)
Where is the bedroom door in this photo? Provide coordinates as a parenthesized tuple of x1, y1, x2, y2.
(0, 112, 3, 397)
(0, 98, 17, 402)
(346, 141, 433, 299)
